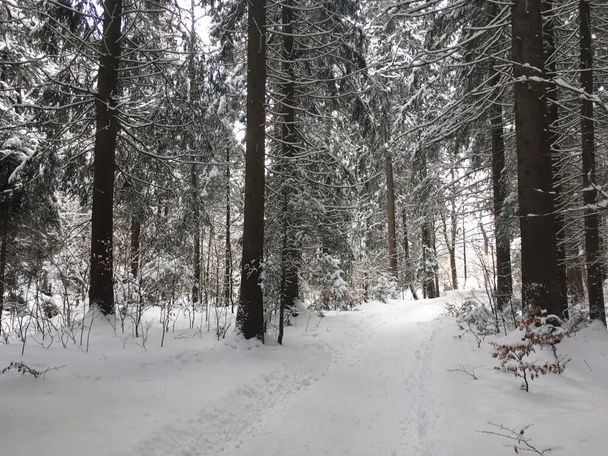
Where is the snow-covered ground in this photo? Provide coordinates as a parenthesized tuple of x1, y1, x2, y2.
(1, 292, 607, 456)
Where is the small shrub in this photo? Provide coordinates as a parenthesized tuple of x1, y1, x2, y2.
(370, 274, 398, 303)
(442, 302, 460, 318)
(491, 315, 569, 391)
(2, 361, 44, 378)
(310, 253, 360, 311)
(458, 299, 497, 335)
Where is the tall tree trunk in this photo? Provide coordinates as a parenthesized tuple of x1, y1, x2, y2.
(188, 0, 202, 308)
(402, 207, 410, 268)
(422, 220, 437, 299)
(237, 0, 266, 340)
(89, 0, 122, 315)
(489, 69, 513, 311)
(490, 99, 513, 311)
(224, 146, 233, 312)
(511, 0, 564, 316)
(278, 0, 298, 345)
(418, 153, 438, 299)
(449, 176, 458, 291)
(440, 209, 457, 290)
(449, 247, 457, 291)
(0, 205, 8, 322)
(191, 164, 201, 305)
(579, 0, 606, 324)
(129, 216, 140, 278)
(544, 0, 569, 316)
(462, 216, 468, 287)
(433, 221, 440, 297)
(402, 208, 418, 299)
(386, 154, 398, 279)
(567, 257, 586, 304)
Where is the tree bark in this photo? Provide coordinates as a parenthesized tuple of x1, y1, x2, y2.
(579, 0, 606, 324)
(0, 204, 8, 322)
(511, 0, 565, 316)
(129, 216, 140, 278)
(191, 164, 201, 305)
(402, 207, 410, 266)
(224, 146, 233, 312)
(567, 257, 586, 304)
(462, 215, 468, 285)
(544, 0, 569, 316)
(440, 208, 457, 291)
(386, 154, 398, 279)
(449, 179, 458, 291)
(489, 72, 513, 311)
(278, 0, 299, 345)
(422, 220, 438, 299)
(89, 0, 122, 315)
(237, 0, 266, 340)
(402, 208, 419, 299)
(188, 0, 202, 308)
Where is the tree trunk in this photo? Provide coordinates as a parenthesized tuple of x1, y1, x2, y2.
(449, 181, 458, 290)
(402, 208, 418, 299)
(191, 165, 202, 306)
(449, 250, 457, 291)
(0, 205, 8, 322)
(237, 0, 266, 340)
(422, 220, 438, 299)
(386, 154, 398, 279)
(188, 1, 202, 308)
(567, 257, 586, 304)
(462, 215, 468, 285)
(544, 0, 569, 316)
(402, 207, 409, 265)
(440, 210, 457, 290)
(129, 216, 140, 278)
(511, 0, 564, 316)
(489, 72, 513, 311)
(224, 146, 233, 312)
(579, 0, 606, 324)
(89, 0, 122, 315)
(278, 0, 298, 345)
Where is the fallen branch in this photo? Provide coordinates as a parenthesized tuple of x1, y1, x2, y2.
(447, 364, 478, 380)
(480, 422, 551, 455)
(1, 361, 65, 379)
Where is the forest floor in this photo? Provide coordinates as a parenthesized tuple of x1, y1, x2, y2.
(1, 291, 607, 456)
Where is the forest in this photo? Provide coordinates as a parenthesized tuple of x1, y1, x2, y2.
(1, 1, 608, 455)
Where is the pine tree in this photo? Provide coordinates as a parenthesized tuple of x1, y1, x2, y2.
(511, 0, 565, 316)
(237, 0, 267, 340)
(89, 0, 123, 315)
(579, 0, 606, 325)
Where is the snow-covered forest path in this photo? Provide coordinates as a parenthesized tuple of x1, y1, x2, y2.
(3, 293, 607, 456)
(126, 299, 446, 456)
(220, 303, 444, 456)
(122, 294, 608, 456)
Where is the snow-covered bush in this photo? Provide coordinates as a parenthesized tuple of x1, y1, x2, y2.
(370, 274, 398, 303)
(564, 305, 589, 332)
(458, 299, 497, 335)
(140, 256, 193, 304)
(491, 315, 569, 392)
(310, 253, 358, 311)
(502, 297, 522, 326)
(0, 136, 34, 190)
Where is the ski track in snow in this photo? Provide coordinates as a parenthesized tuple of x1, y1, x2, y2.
(400, 320, 443, 456)
(123, 302, 445, 456)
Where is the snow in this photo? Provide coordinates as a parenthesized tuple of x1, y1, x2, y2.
(2, 137, 23, 149)
(1, 135, 35, 184)
(1, 292, 607, 455)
